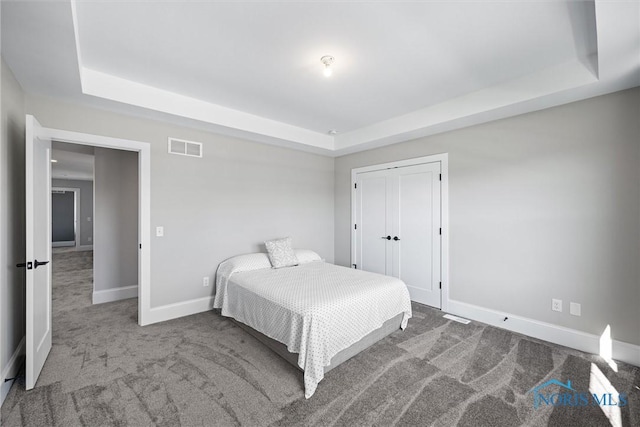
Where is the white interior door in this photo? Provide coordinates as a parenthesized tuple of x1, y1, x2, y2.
(355, 170, 391, 275)
(25, 115, 53, 390)
(392, 163, 441, 308)
(354, 161, 442, 309)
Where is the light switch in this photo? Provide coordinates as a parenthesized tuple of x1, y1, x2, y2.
(156, 226, 164, 237)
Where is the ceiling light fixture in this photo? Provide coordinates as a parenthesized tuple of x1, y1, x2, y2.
(51, 159, 58, 163)
(321, 55, 334, 77)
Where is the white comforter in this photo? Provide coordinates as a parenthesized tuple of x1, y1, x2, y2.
(213, 260, 412, 398)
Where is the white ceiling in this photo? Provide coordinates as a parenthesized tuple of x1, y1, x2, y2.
(2, 0, 639, 156)
(51, 148, 94, 181)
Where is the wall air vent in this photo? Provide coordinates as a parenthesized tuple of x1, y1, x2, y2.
(168, 138, 203, 158)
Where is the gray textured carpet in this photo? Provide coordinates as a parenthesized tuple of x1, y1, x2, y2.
(1, 250, 638, 426)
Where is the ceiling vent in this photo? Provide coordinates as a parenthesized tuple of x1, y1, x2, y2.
(168, 137, 203, 158)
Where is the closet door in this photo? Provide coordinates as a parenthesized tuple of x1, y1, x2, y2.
(391, 163, 441, 308)
(354, 169, 392, 275)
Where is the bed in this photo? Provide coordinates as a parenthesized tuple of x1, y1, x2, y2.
(213, 249, 412, 398)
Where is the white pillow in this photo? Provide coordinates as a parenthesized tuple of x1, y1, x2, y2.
(264, 237, 299, 268)
(218, 253, 272, 276)
(214, 253, 273, 308)
(294, 249, 323, 264)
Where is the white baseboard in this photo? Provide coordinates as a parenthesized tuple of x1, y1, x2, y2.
(1, 337, 25, 406)
(52, 241, 75, 248)
(77, 245, 93, 251)
(145, 296, 214, 325)
(92, 285, 138, 305)
(446, 299, 640, 367)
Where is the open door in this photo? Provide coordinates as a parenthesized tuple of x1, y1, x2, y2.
(24, 115, 53, 389)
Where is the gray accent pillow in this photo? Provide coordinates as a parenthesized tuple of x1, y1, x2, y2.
(265, 237, 299, 268)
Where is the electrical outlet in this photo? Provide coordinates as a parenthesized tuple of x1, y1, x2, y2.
(203, 277, 210, 287)
(570, 302, 581, 316)
(552, 299, 563, 312)
(156, 226, 164, 237)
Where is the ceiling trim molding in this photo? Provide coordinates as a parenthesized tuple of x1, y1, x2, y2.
(79, 67, 335, 151)
(334, 56, 598, 153)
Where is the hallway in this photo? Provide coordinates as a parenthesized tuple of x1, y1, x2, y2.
(51, 248, 94, 313)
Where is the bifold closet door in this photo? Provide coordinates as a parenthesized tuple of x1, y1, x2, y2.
(391, 163, 441, 308)
(354, 169, 392, 275)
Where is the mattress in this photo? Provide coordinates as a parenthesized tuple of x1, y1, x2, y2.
(214, 260, 412, 398)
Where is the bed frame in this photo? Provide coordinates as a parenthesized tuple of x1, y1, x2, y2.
(233, 313, 404, 373)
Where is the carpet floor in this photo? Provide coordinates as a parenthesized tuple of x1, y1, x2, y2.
(1, 250, 638, 426)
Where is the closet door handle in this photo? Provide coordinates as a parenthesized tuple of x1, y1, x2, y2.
(381, 236, 391, 240)
(393, 236, 400, 241)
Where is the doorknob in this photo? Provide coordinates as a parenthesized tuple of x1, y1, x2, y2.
(393, 236, 401, 241)
(381, 236, 391, 240)
(34, 260, 49, 269)
(16, 262, 33, 270)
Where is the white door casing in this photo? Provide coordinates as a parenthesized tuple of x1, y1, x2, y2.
(352, 155, 446, 309)
(25, 115, 53, 390)
(41, 126, 151, 325)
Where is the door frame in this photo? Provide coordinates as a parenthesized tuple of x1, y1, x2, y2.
(351, 153, 450, 311)
(40, 126, 152, 326)
(51, 187, 80, 248)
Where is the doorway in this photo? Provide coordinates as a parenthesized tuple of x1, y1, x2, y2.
(49, 142, 96, 312)
(51, 188, 79, 248)
(50, 181, 94, 313)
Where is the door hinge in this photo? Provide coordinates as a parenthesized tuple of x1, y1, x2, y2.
(352, 264, 357, 269)
(139, 244, 142, 249)
(354, 183, 357, 189)
(354, 224, 357, 230)
(439, 228, 442, 235)
(439, 282, 442, 289)
(439, 173, 442, 181)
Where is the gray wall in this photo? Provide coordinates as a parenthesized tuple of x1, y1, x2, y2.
(52, 178, 94, 246)
(93, 148, 138, 292)
(335, 88, 640, 346)
(0, 59, 25, 393)
(25, 95, 335, 308)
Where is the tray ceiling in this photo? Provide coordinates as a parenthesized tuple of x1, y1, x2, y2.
(2, 0, 638, 156)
